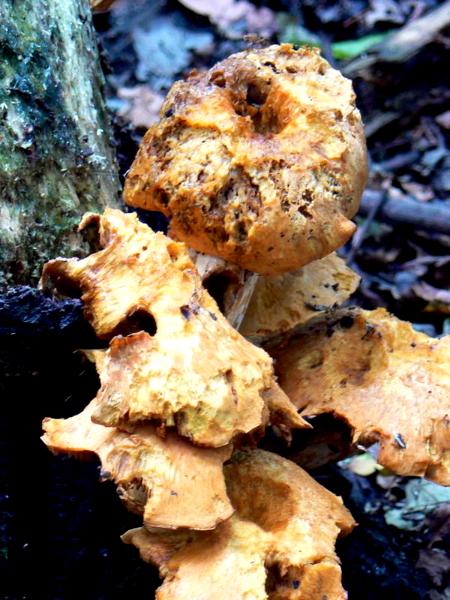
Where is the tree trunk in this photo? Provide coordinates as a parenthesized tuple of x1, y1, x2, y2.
(0, 0, 121, 287)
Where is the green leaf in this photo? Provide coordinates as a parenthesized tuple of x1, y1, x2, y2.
(332, 32, 391, 60)
(277, 13, 321, 49)
(384, 479, 450, 531)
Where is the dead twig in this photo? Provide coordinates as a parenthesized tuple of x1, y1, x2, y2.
(347, 190, 388, 264)
(360, 189, 450, 235)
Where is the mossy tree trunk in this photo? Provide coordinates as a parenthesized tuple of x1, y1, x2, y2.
(0, 0, 121, 287)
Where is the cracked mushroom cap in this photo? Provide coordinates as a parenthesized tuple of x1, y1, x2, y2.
(239, 252, 360, 343)
(122, 449, 354, 600)
(269, 308, 450, 485)
(42, 398, 233, 530)
(124, 44, 367, 275)
(42, 209, 305, 447)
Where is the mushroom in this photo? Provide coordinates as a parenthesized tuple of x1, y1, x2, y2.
(191, 250, 259, 330)
(122, 449, 355, 599)
(42, 397, 233, 530)
(42, 209, 306, 447)
(124, 44, 367, 275)
(239, 252, 360, 344)
(269, 307, 450, 484)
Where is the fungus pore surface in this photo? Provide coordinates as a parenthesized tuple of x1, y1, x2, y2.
(239, 252, 360, 343)
(42, 397, 233, 530)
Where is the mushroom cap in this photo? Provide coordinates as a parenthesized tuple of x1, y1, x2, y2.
(42, 398, 233, 530)
(42, 209, 305, 447)
(122, 449, 354, 599)
(269, 308, 450, 485)
(124, 44, 367, 275)
(239, 252, 360, 343)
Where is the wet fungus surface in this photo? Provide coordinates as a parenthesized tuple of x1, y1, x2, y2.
(269, 308, 450, 485)
(124, 44, 367, 275)
(123, 450, 355, 600)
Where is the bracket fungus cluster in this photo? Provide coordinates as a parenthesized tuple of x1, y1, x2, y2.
(269, 308, 450, 485)
(123, 450, 354, 600)
(41, 44, 450, 599)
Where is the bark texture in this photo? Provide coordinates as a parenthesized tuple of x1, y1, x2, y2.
(0, 0, 120, 287)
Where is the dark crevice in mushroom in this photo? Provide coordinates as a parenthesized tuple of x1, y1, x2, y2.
(111, 309, 157, 338)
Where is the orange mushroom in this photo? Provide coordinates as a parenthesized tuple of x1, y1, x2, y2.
(42, 398, 233, 530)
(269, 308, 450, 484)
(124, 44, 367, 275)
(42, 209, 305, 447)
(123, 449, 355, 599)
(240, 252, 360, 343)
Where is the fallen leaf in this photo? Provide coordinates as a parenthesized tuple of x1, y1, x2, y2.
(178, 0, 277, 38)
(117, 86, 164, 129)
(413, 281, 450, 313)
(417, 548, 450, 587)
(400, 180, 434, 202)
(365, 0, 407, 28)
(384, 479, 450, 531)
(342, 452, 382, 477)
(436, 110, 450, 129)
(132, 16, 213, 89)
(332, 32, 392, 60)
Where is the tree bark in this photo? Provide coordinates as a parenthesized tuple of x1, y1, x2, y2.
(0, 0, 121, 287)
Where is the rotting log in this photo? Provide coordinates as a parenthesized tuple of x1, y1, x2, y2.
(0, 0, 121, 287)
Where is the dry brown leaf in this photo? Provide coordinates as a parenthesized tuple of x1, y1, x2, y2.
(91, 0, 115, 11)
(123, 449, 354, 599)
(178, 0, 277, 37)
(42, 398, 233, 530)
(42, 209, 305, 447)
(124, 44, 367, 276)
(239, 253, 359, 343)
(117, 86, 165, 129)
(269, 308, 450, 484)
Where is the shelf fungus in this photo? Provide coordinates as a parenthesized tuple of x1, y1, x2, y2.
(42, 209, 305, 447)
(239, 252, 359, 343)
(122, 449, 355, 599)
(191, 250, 258, 330)
(124, 44, 367, 275)
(269, 308, 450, 485)
(42, 398, 233, 530)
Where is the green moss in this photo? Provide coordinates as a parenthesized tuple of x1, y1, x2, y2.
(0, 0, 120, 287)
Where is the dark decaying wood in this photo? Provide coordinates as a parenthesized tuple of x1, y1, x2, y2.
(0, 0, 120, 287)
(0, 287, 432, 599)
(361, 189, 450, 235)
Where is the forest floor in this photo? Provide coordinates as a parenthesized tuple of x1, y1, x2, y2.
(2, 0, 450, 598)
